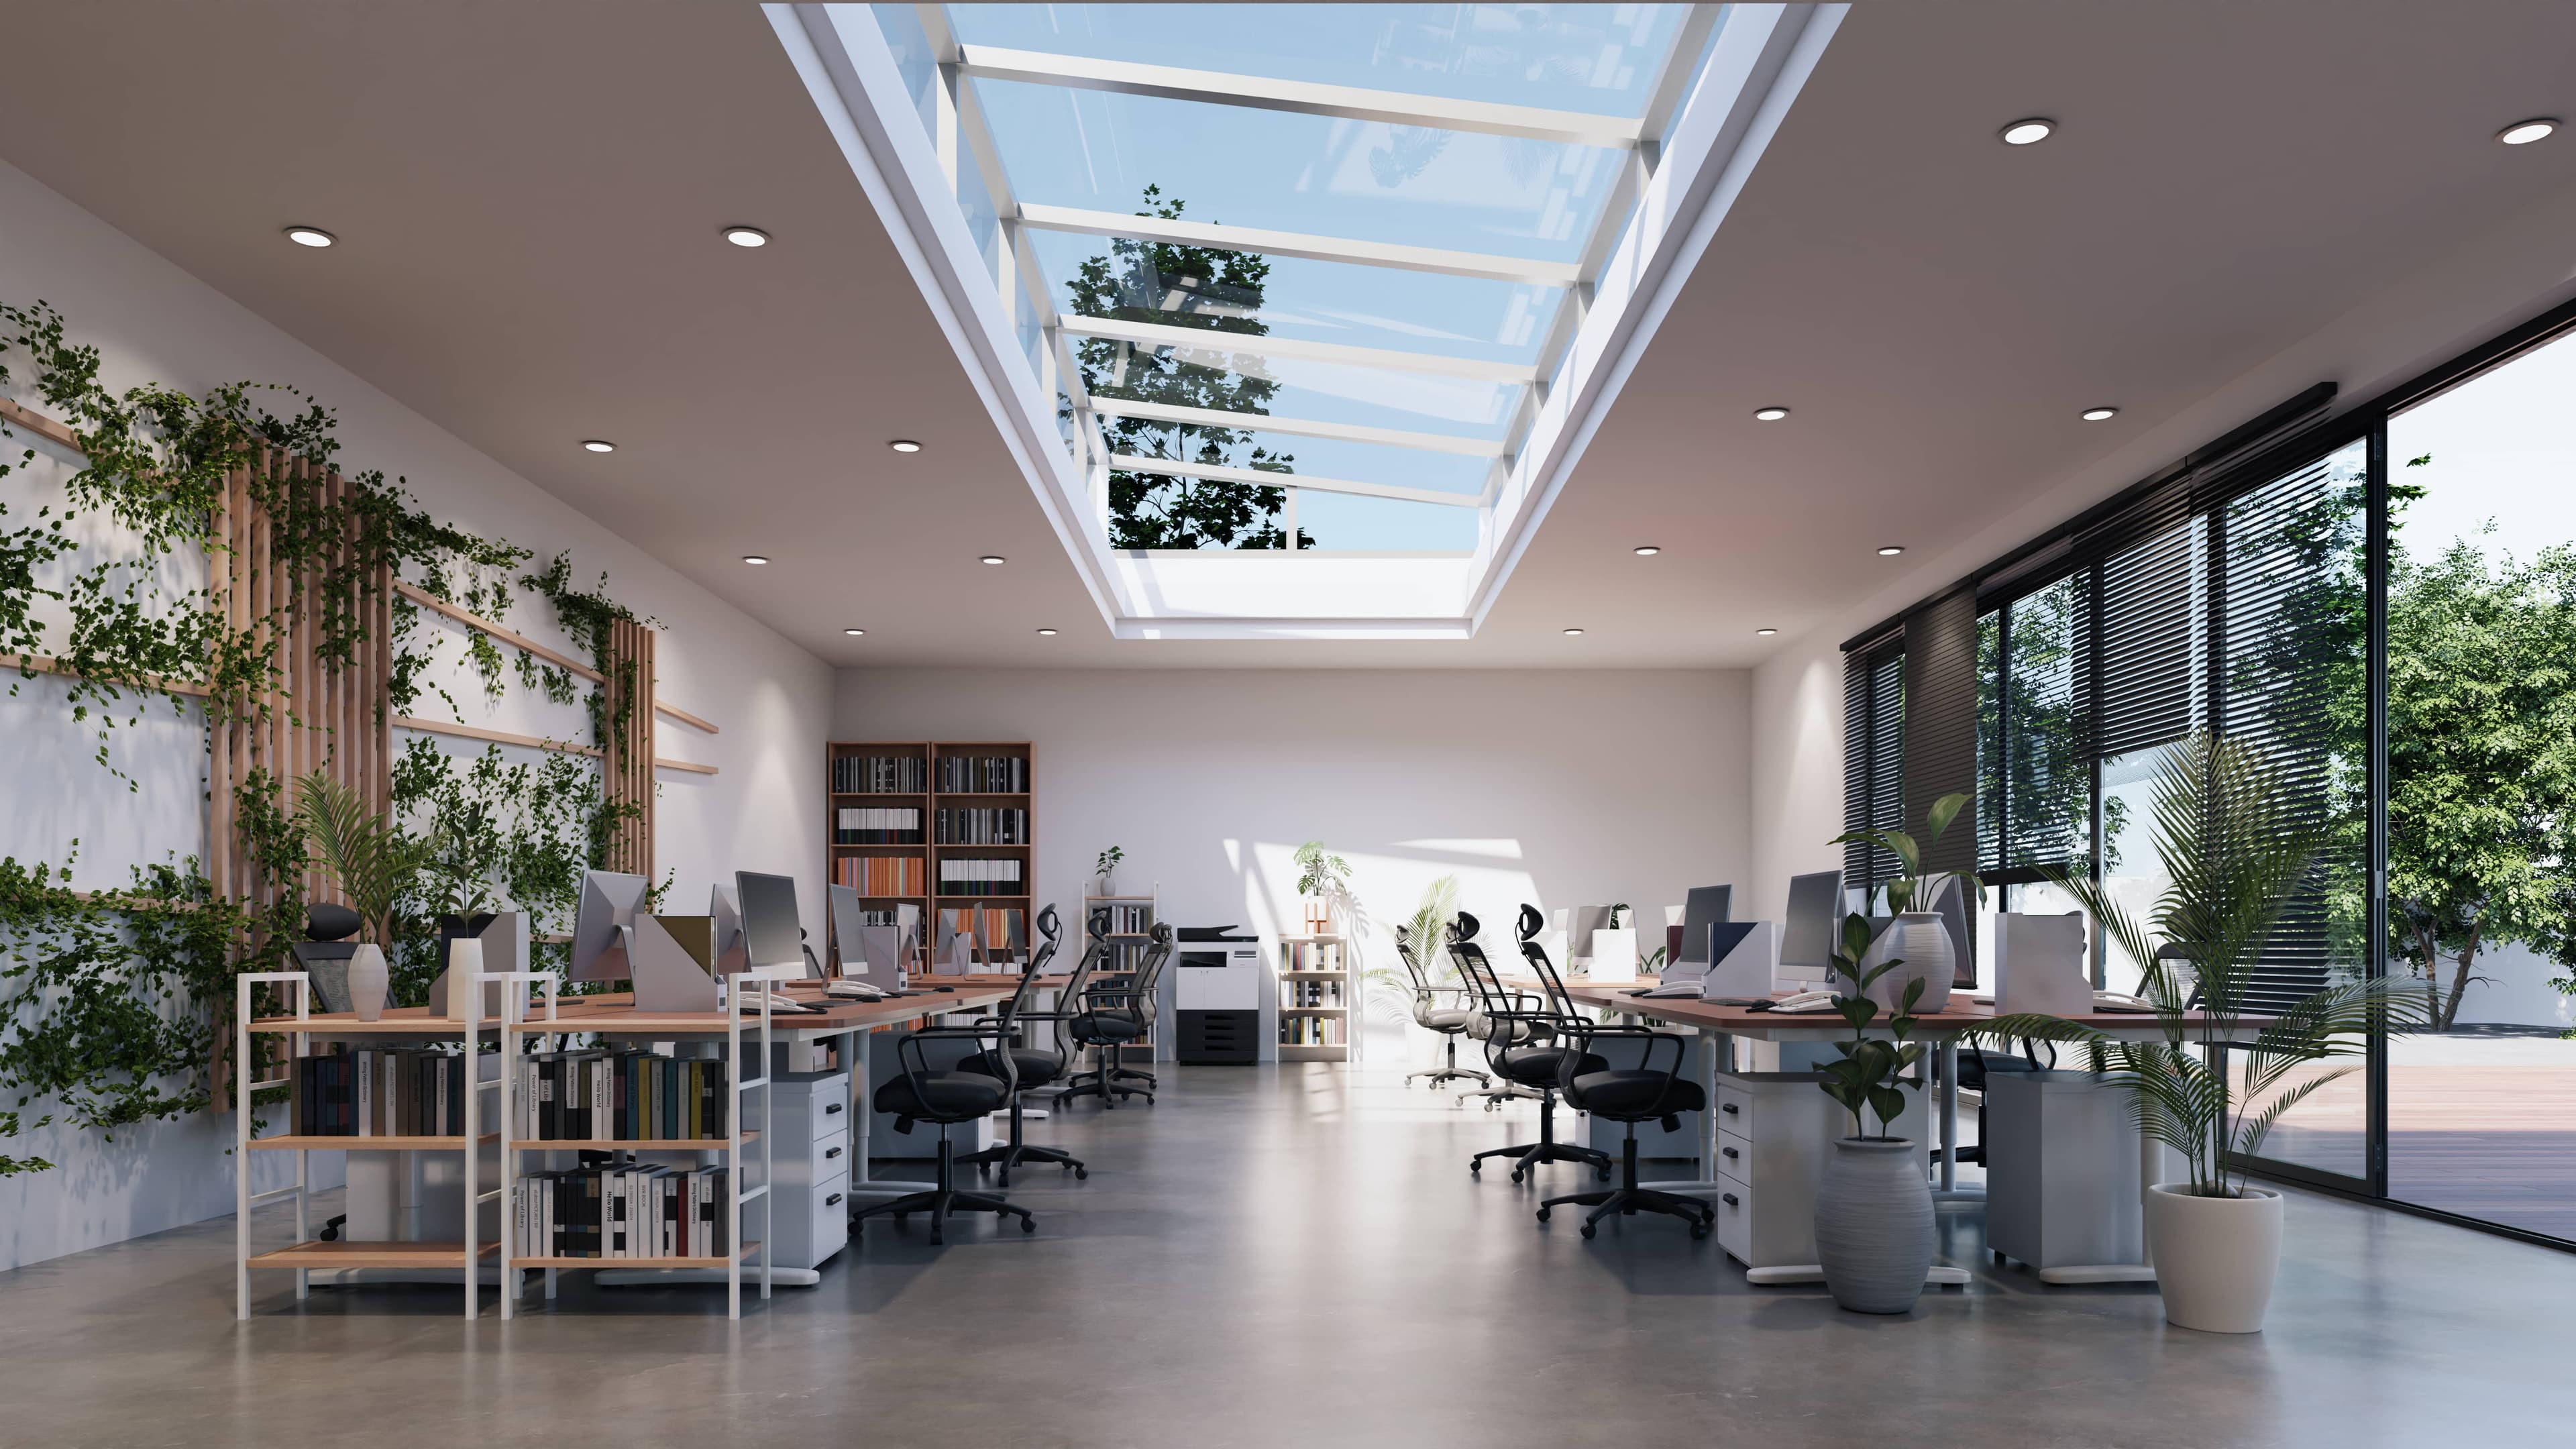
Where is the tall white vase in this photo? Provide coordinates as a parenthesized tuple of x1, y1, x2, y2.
(442, 937, 484, 1020)
(347, 943, 389, 1022)
(1864, 912, 1954, 1014)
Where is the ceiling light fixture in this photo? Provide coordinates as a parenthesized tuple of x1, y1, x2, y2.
(1563, 627, 1585, 636)
(843, 628, 865, 636)
(2080, 406, 2120, 421)
(722, 225, 771, 247)
(1999, 117, 2055, 146)
(1752, 406, 1790, 422)
(1756, 628, 1778, 637)
(888, 439, 923, 453)
(1633, 545, 1661, 557)
(742, 555, 769, 566)
(979, 555, 1006, 566)
(581, 439, 616, 453)
(2498, 118, 2559, 146)
(284, 225, 336, 248)
(1876, 545, 1905, 557)
(1036, 629, 1058, 637)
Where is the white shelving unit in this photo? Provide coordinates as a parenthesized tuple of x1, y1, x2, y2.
(1277, 934, 1349, 1063)
(1085, 892, 1161, 1063)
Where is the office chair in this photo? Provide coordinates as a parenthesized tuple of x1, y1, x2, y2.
(1395, 924, 1487, 1090)
(1455, 910, 1613, 1184)
(1446, 916, 1544, 1111)
(1059, 922, 1173, 1108)
(854, 1008, 1036, 1244)
(955, 904, 1088, 1185)
(1931, 1037, 2056, 1171)
(1537, 1010, 1715, 1240)
(1030, 908, 1111, 1109)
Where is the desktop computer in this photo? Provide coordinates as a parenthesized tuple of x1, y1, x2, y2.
(1776, 870, 1843, 987)
(571, 869, 719, 1011)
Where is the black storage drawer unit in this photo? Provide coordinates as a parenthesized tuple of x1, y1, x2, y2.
(1177, 1009, 1260, 1065)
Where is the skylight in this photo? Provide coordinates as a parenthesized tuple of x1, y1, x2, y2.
(773, 3, 1842, 635)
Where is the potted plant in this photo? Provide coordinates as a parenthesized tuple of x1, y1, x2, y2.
(1831, 792, 1978, 1014)
(1093, 845, 1124, 897)
(1293, 841, 1352, 934)
(420, 812, 510, 1020)
(1812, 912, 1936, 1313)
(294, 771, 425, 1022)
(1975, 733, 2431, 1332)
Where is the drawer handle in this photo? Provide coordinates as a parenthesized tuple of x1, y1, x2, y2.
(825, 1193, 843, 1208)
(1721, 1102, 1739, 1115)
(825, 1146, 843, 1159)
(1721, 1193, 1740, 1207)
(825, 1102, 844, 1115)
(1721, 1146, 1739, 1160)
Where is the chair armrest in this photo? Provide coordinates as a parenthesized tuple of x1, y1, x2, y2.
(1562, 1020, 1687, 1085)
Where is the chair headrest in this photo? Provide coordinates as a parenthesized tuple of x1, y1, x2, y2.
(1037, 902, 1061, 943)
(1517, 903, 1543, 943)
(1448, 911, 1479, 945)
(1087, 906, 1112, 938)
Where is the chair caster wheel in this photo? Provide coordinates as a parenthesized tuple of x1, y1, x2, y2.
(1469, 1162, 1481, 1175)
(1021, 1218, 1036, 1234)
(1536, 1207, 1552, 1223)
(1509, 1171, 1524, 1184)
(1075, 1167, 1089, 1180)
(1596, 1166, 1611, 1181)
(1579, 1224, 1597, 1240)
(1690, 1222, 1710, 1240)
(998, 1175, 1011, 1188)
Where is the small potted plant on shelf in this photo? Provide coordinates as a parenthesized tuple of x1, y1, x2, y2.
(1830, 792, 1978, 1014)
(1812, 912, 1936, 1313)
(1293, 841, 1353, 935)
(1093, 845, 1124, 897)
(295, 771, 425, 1022)
(1974, 733, 2432, 1332)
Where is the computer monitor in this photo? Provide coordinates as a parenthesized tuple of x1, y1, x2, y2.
(1778, 870, 1843, 978)
(569, 870, 651, 983)
(1921, 872, 1976, 986)
(735, 871, 806, 977)
(1567, 903, 1613, 963)
(710, 883, 747, 975)
(1676, 885, 1733, 966)
(827, 883, 869, 975)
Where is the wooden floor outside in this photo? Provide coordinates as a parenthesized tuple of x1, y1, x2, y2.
(2259, 1057, 2576, 1242)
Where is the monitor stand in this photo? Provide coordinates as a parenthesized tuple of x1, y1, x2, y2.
(625, 916, 720, 1012)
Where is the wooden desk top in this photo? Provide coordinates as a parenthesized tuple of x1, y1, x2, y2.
(532, 986, 1013, 1034)
(1566, 983, 2253, 1038)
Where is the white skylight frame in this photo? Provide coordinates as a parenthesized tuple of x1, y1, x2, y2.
(770, 3, 1847, 639)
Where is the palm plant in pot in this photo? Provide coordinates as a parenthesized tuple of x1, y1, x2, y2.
(1831, 792, 1977, 1014)
(1812, 913, 1935, 1313)
(294, 771, 425, 1022)
(1974, 733, 2431, 1332)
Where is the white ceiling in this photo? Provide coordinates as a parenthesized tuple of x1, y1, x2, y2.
(1, 1, 2571, 669)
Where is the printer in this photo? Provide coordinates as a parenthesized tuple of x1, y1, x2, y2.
(1175, 925, 1263, 1065)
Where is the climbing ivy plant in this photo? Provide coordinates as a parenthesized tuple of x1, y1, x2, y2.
(0, 299, 655, 1177)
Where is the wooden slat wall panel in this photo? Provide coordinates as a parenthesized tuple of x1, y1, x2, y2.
(604, 617, 654, 875)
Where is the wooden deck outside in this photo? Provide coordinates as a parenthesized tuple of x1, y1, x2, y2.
(2255, 1061, 2576, 1242)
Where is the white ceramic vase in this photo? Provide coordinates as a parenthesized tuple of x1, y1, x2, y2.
(2145, 1183, 2285, 1332)
(441, 937, 484, 1020)
(347, 943, 389, 1022)
(1864, 912, 1954, 1014)
(1813, 1136, 1936, 1313)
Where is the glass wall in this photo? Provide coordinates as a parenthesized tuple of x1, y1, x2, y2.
(2382, 328, 2576, 1241)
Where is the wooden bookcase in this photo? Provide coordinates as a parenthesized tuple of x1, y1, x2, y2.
(1277, 934, 1349, 1062)
(827, 741, 1032, 969)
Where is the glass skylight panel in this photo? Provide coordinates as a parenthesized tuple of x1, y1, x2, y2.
(1100, 423, 1493, 498)
(1075, 348, 1523, 440)
(1295, 492, 1483, 551)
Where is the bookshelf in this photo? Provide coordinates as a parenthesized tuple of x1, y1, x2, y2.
(1277, 934, 1349, 1063)
(828, 741, 1032, 969)
(1086, 892, 1161, 1062)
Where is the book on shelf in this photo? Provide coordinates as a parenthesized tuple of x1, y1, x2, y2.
(936, 856, 1024, 896)
(1279, 1016, 1346, 1046)
(288, 1047, 468, 1138)
(1283, 979, 1346, 1009)
(837, 854, 926, 897)
(833, 755, 924, 794)
(1281, 940, 1343, 973)
(513, 1165, 729, 1259)
(933, 806, 1027, 844)
(936, 754, 1028, 794)
(835, 806, 922, 844)
(1099, 902, 1152, 935)
(514, 1050, 729, 1142)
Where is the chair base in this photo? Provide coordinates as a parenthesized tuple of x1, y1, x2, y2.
(957, 1140, 1087, 1185)
(1411, 1065, 1490, 1088)
(1538, 1134, 1711, 1239)
(852, 1136, 1034, 1245)
(1469, 1095, 1611, 1183)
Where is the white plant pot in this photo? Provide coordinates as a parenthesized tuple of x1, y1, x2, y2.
(1864, 912, 1955, 1014)
(347, 943, 389, 1022)
(2145, 1183, 2284, 1332)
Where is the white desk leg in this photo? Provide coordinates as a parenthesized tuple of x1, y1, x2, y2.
(848, 1024, 934, 1197)
(1639, 1026, 1727, 1198)
(1932, 1041, 1980, 1202)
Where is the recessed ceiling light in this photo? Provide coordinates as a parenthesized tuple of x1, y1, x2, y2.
(1999, 117, 2055, 146)
(1036, 628, 1058, 637)
(1633, 545, 1661, 557)
(1756, 628, 1778, 637)
(742, 555, 769, 566)
(979, 555, 1006, 566)
(1563, 627, 1585, 636)
(581, 439, 616, 453)
(2498, 118, 2559, 146)
(1876, 545, 1905, 557)
(284, 225, 336, 248)
(888, 439, 924, 453)
(722, 226, 771, 247)
(1752, 406, 1790, 422)
(843, 628, 865, 636)
(2080, 406, 2120, 421)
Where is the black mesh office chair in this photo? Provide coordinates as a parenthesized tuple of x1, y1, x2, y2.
(1538, 1008, 1714, 1240)
(955, 904, 1088, 1185)
(1454, 910, 1612, 1183)
(1395, 924, 1487, 1089)
(1059, 922, 1173, 1108)
(854, 1006, 1036, 1244)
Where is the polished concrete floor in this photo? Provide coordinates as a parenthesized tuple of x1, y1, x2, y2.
(3, 1061, 2572, 1448)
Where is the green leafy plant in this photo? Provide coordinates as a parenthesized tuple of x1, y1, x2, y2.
(1975, 733, 2435, 1196)
(1093, 845, 1124, 880)
(1293, 841, 1350, 900)
(294, 771, 422, 946)
(1362, 873, 1458, 1021)
(1832, 790, 1980, 914)
(1817, 912, 1927, 1138)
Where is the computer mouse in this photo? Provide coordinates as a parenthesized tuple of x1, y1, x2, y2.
(934, 985, 955, 992)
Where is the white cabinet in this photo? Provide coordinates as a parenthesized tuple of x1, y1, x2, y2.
(746, 1069, 850, 1271)
(1708, 1069, 1931, 1273)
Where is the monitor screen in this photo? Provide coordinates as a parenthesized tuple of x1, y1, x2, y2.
(1567, 904, 1613, 961)
(826, 883, 869, 975)
(710, 883, 745, 974)
(1778, 870, 1844, 969)
(1677, 885, 1732, 964)
(569, 870, 650, 982)
(735, 871, 804, 975)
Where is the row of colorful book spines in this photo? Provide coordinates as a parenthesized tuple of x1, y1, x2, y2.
(936, 757, 1028, 793)
(837, 857, 926, 894)
(513, 1053, 729, 1142)
(833, 757, 926, 792)
(1279, 1018, 1346, 1044)
(513, 1167, 730, 1260)
(288, 1049, 466, 1138)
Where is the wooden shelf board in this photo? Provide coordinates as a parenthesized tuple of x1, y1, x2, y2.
(833, 842, 927, 849)
(511, 1133, 755, 1150)
(1279, 1006, 1348, 1015)
(248, 1011, 496, 1034)
(1276, 971, 1347, 978)
(249, 1134, 496, 1150)
(511, 1244, 755, 1269)
(248, 1240, 500, 1269)
(1277, 1044, 1347, 1061)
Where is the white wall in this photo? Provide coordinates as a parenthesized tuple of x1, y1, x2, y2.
(836, 667, 1750, 1032)
(0, 158, 833, 1271)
